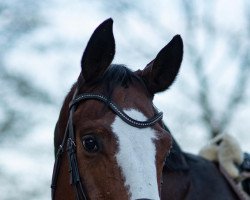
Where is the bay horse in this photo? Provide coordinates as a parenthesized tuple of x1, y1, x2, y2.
(51, 18, 240, 200)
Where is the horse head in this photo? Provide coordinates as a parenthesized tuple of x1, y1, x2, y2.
(52, 18, 183, 200)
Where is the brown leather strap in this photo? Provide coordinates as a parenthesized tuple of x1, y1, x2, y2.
(219, 165, 250, 200)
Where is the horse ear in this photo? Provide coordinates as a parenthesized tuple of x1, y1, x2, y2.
(139, 35, 183, 94)
(81, 18, 115, 82)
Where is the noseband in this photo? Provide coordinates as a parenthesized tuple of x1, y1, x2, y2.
(51, 92, 163, 200)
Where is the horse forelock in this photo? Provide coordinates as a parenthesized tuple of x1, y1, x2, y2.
(78, 64, 151, 99)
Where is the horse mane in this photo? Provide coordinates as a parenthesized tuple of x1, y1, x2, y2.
(163, 124, 189, 171)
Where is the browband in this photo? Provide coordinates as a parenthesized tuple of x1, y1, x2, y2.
(70, 93, 163, 128)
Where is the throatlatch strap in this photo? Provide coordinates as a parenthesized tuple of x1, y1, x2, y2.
(220, 165, 250, 200)
(51, 120, 70, 200)
(51, 145, 63, 199)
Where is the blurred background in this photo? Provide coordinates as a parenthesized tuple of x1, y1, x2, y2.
(0, 0, 249, 199)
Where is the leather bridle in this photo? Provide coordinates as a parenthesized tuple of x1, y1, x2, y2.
(51, 92, 163, 200)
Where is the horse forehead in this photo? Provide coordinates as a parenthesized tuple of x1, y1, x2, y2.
(112, 87, 154, 113)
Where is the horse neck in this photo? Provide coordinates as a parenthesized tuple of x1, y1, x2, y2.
(163, 124, 189, 171)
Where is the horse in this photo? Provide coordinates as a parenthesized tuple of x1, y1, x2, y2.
(51, 18, 241, 200)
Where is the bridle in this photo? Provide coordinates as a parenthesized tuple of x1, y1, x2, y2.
(51, 92, 164, 200)
(51, 92, 163, 200)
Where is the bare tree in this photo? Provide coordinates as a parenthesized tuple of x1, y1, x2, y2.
(97, 0, 250, 139)
(181, 0, 250, 137)
(0, 0, 52, 140)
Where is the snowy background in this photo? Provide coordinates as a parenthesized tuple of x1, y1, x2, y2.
(0, 0, 249, 199)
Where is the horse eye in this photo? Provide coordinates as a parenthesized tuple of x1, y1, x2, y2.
(82, 135, 99, 153)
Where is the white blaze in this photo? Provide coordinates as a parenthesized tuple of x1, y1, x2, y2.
(111, 109, 160, 200)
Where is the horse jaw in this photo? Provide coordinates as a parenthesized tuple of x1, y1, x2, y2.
(111, 109, 160, 200)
